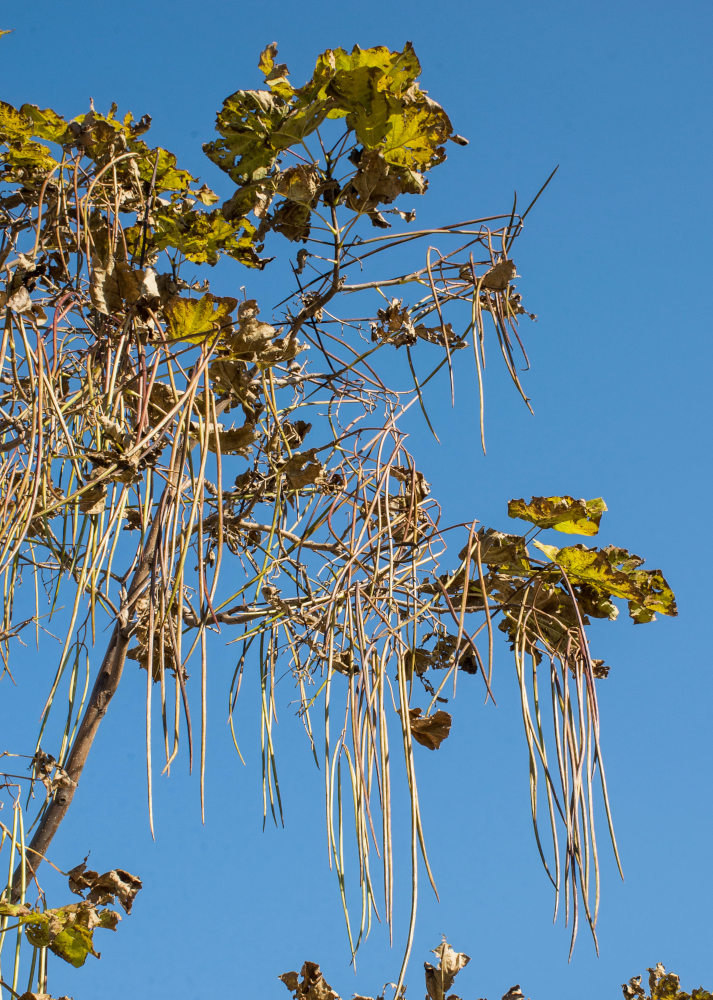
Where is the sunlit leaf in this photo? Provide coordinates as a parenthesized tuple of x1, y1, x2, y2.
(127, 205, 264, 267)
(67, 862, 142, 914)
(258, 42, 296, 100)
(424, 937, 470, 1000)
(508, 495, 607, 535)
(279, 961, 341, 1000)
(19, 103, 70, 144)
(164, 293, 236, 344)
(533, 541, 677, 622)
(409, 707, 452, 750)
(0, 902, 119, 968)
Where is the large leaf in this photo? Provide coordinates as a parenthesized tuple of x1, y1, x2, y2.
(164, 294, 237, 345)
(0, 902, 119, 968)
(0, 101, 58, 178)
(312, 43, 422, 104)
(508, 495, 607, 535)
(127, 206, 264, 267)
(203, 89, 326, 185)
(534, 542, 677, 623)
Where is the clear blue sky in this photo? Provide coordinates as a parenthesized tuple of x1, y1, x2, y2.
(2, 1, 712, 998)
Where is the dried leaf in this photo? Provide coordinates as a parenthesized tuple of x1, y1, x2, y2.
(282, 449, 326, 489)
(89, 258, 146, 315)
(424, 937, 470, 1000)
(279, 961, 342, 1000)
(409, 707, 452, 750)
(480, 258, 517, 291)
(78, 482, 107, 516)
(67, 861, 142, 914)
(207, 421, 257, 456)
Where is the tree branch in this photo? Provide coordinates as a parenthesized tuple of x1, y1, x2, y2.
(10, 485, 172, 900)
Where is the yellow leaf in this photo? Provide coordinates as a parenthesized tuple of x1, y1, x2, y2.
(164, 294, 236, 345)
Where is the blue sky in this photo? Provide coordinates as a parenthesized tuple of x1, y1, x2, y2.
(2, 1, 712, 998)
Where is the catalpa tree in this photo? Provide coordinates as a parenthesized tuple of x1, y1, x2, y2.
(0, 38, 679, 999)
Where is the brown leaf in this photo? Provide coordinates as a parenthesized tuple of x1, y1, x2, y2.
(343, 149, 425, 221)
(207, 421, 257, 456)
(480, 258, 517, 291)
(271, 200, 311, 242)
(67, 861, 142, 914)
(276, 164, 320, 206)
(18, 993, 71, 1000)
(279, 961, 342, 1000)
(78, 481, 107, 515)
(7, 286, 33, 313)
(282, 449, 326, 489)
(409, 707, 452, 750)
(424, 938, 470, 1000)
(89, 258, 149, 315)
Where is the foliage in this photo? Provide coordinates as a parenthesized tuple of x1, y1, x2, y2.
(278, 944, 712, 1000)
(0, 36, 678, 999)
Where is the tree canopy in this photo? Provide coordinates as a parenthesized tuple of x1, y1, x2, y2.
(0, 37, 696, 1000)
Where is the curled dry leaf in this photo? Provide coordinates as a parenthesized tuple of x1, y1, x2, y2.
(67, 860, 143, 914)
(424, 937, 470, 1000)
(371, 298, 460, 349)
(480, 258, 517, 291)
(17, 993, 71, 1000)
(408, 707, 452, 750)
(78, 481, 107, 516)
(282, 449, 326, 489)
(279, 961, 342, 1000)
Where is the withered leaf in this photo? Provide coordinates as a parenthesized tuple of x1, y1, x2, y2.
(424, 937, 470, 1000)
(78, 482, 107, 516)
(67, 861, 142, 914)
(480, 258, 517, 291)
(271, 199, 312, 242)
(279, 961, 342, 1000)
(89, 258, 148, 315)
(6, 286, 33, 313)
(282, 449, 326, 489)
(276, 164, 320, 206)
(207, 421, 257, 456)
(408, 707, 452, 750)
(343, 149, 425, 220)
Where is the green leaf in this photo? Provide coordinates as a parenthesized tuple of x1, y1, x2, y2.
(165, 294, 237, 345)
(258, 42, 296, 100)
(508, 495, 607, 535)
(19, 103, 70, 144)
(203, 89, 302, 184)
(127, 206, 264, 267)
(0, 902, 119, 968)
(0, 101, 58, 179)
(533, 542, 677, 623)
(132, 145, 195, 193)
(312, 43, 422, 104)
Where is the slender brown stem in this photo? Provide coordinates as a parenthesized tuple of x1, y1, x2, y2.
(10, 485, 172, 900)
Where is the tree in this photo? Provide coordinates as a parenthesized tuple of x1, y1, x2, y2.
(0, 37, 693, 1000)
